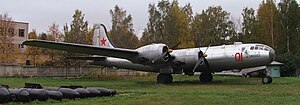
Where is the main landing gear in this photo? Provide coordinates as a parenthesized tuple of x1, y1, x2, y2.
(262, 76, 272, 84)
(157, 73, 173, 84)
(157, 73, 272, 84)
(157, 73, 213, 83)
(199, 73, 213, 82)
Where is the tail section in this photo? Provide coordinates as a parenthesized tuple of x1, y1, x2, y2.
(93, 24, 115, 48)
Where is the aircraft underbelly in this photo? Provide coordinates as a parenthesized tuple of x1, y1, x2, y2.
(91, 58, 156, 72)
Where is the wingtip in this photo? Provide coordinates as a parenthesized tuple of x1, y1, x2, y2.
(22, 39, 38, 45)
(22, 39, 31, 45)
(22, 40, 28, 45)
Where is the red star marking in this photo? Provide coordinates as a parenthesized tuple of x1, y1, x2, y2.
(100, 37, 107, 46)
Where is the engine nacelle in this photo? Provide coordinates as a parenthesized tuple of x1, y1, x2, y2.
(136, 44, 170, 64)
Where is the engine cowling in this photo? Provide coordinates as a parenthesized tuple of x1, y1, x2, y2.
(136, 44, 171, 64)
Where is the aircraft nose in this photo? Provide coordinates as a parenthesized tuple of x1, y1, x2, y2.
(269, 49, 275, 61)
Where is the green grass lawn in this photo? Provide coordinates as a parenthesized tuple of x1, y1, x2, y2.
(1, 75, 300, 105)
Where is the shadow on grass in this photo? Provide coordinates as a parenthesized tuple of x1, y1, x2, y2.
(135, 78, 260, 86)
(173, 79, 258, 85)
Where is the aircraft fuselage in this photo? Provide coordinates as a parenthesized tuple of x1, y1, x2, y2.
(91, 42, 275, 74)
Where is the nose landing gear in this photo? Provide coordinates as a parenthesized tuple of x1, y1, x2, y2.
(199, 73, 213, 82)
(262, 76, 272, 84)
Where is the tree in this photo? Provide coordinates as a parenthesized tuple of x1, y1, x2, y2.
(241, 7, 259, 42)
(63, 9, 89, 54)
(165, 1, 194, 48)
(46, 23, 64, 64)
(257, 0, 284, 53)
(278, 0, 300, 54)
(140, 3, 165, 46)
(62, 9, 90, 66)
(0, 13, 16, 63)
(37, 32, 48, 55)
(85, 25, 96, 45)
(276, 52, 299, 76)
(26, 29, 41, 66)
(47, 23, 64, 42)
(141, 4, 160, 45)
(39, 32, 47, 40)
(64, 9, 88, 44)
(191, 6, 236, 47)
(141, 0, 194, 48)
(109, 5, 139, 49)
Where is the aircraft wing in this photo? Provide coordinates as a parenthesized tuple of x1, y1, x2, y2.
(22, 40, 139, 60)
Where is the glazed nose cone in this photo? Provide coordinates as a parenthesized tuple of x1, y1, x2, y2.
(269, 48, 275, 62)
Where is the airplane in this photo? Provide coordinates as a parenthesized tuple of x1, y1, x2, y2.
(22, 24, 276, 84)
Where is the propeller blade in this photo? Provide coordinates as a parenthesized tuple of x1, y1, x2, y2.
(192, 57, 204, 72)
(193, 44, 212, 72)
(168, 49, 173, 53)
(203, 58, 213, 72)
(152, 52, 169, 63)
(204, 43, 211, 54)
(199, 57, 204, 65)
(170, 41, 181, 49)
(162, 51, 169, 60)
(192, 60, 201, 72)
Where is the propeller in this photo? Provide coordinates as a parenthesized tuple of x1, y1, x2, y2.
(170, 41, 181, 49)
(192, 44, 212, 72)
(152, 42, 181, 63)
(152, 46, 171, 63)
(166, 41, 181, 53)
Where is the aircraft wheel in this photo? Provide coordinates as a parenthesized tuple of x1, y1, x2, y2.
(199, 73, 213, 82)
(262, 76, 272, 84)
(157, 73, 173, 84)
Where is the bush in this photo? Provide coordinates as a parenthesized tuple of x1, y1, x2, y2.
(276, 53, 300, 76)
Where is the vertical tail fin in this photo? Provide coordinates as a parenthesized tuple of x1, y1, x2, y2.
(93, 24, 115, 48)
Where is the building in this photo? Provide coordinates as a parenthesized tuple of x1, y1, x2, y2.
(12, 21, 28, 53)
(0, 21, 28, 53)
(0, 20, 28, 64)
(267, 61, 284, 77)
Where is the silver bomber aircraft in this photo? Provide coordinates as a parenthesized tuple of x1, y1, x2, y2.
(22, 24, 276, 84)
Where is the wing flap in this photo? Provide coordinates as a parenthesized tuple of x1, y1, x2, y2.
(23, 40, 139, 60)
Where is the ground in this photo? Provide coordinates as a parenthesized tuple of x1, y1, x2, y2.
(1, 75, 300, 105)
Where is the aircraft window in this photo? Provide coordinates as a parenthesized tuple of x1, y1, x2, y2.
(259, 47, 263, 50)
(254, 46, 258, 50)
(242, 47, 245, 51)
(250, 46, 254, 50)
(264, 47, 269, 51)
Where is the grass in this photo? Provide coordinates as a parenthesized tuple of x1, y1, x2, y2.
(1, 75, 300, 105)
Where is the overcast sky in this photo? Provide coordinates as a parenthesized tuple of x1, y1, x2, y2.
(0, 0, 265, 37)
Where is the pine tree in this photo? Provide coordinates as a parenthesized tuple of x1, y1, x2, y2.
(64, 9, 88, 44)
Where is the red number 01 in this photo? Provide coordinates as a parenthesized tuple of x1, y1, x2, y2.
(235, 53, 243, 62)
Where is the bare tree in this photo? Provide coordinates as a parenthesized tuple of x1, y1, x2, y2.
(46, 23, 64, 64)
(47, 23, 64, 42)
(0, 13, 16, 63)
